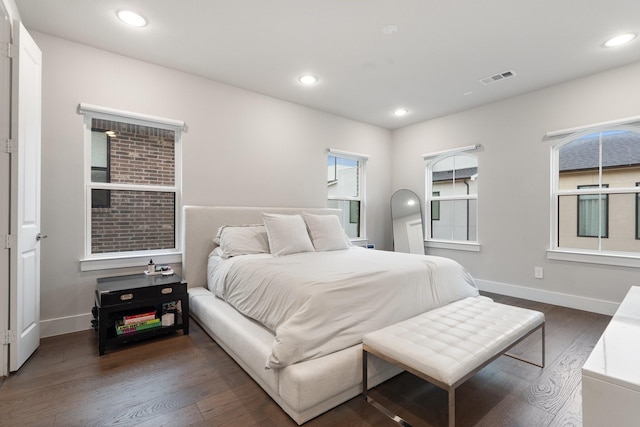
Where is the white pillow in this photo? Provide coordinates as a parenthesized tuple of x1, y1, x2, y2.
(214, 223, 261, 244)
(216, 225, 270, 258)
(262, 213, 315, 256)
(208, 246, 224, 258)
(303, 212, 350, 251)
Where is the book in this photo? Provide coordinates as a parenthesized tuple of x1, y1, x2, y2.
(123, 314, 156, 325)
(116, 318, 161, 335)
(117, 318, 160, 330)
(123, 310, 156, 319)
(123, 310, 157, 325)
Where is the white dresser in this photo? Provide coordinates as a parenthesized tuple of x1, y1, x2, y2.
(582, 286, 640, 427)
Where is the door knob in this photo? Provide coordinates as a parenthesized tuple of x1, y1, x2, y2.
(36, 233, 48, 241)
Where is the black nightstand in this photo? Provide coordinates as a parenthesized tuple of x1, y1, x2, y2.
(92, 273, 189, 355)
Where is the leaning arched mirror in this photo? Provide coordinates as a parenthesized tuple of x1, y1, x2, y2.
(391, 189, 425, 254)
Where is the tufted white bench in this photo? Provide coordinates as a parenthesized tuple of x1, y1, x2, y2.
(362, 296, 545, 427)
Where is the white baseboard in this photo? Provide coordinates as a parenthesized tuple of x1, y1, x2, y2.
(475, 279, 619, 316)
(38, 281, 618, 338)
(40, 313, 93, 338)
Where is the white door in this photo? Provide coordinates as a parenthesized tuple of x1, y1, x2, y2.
(0, 1, 11, 377)
(9, 21, 42, 372)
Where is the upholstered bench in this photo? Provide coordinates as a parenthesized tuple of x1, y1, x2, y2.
(362, 296, 545, 427)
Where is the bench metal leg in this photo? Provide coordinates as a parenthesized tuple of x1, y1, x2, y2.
(504, 322, 546, 368)
(363, 348, 413, 426)
(362, 349, 368, 399)
(448, 387, 455, 427)
(542, 323, 546, 367)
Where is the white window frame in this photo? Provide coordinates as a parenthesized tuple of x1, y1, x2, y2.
(548, 123, 640, 268)
(327, 148, 368, 243)
(78, 103, 185, 271)
(424, 145, 481, 252)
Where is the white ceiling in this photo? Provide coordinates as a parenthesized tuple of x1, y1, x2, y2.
(14, 0, 640, 129)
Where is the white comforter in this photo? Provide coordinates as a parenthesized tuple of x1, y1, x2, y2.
(208, 247, 478, 369)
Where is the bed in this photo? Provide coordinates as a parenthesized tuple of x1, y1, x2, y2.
(182, 205, 479, 424)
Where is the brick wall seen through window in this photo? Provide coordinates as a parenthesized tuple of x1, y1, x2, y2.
(90, 119, 176, 254)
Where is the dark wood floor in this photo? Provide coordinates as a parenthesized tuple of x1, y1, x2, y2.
(0, 293, 611, 427)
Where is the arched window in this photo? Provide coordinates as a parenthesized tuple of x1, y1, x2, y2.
(552, 127, 640, 256)
(425, 152, 478, 247)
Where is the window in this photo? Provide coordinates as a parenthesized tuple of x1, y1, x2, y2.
(327, 150, 368, 240)
(425, 152, 478, 245)
(79, 104, 184, 268)
(91, 129, 111, 208)
(637, 182, 640, 240)
(431, 191, 440, 221)
(577, 184, 608, 238)
(553, 127, 640, 255)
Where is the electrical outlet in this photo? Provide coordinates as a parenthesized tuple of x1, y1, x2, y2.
(534, 267, 544, 279)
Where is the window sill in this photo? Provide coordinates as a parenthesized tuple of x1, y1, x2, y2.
(425, 240, 481, 252)
(80, 252, 182, 272)
(547, 249, 640, 268)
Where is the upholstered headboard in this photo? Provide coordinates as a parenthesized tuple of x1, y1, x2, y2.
(182, 206, 343, 288)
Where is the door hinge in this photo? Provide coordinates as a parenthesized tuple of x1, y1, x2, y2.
(1, 42, 15, 58)
(3, 330, 16, 345)
(4, 234, 16, 249)
(3, 139, 16, 154)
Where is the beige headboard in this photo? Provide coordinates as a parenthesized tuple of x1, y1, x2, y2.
(182, 206, 343, 288)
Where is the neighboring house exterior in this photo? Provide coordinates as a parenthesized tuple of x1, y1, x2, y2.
(558, 131, 640, 252)
(327, 156, 361, 238)
(430, 160, 478, 242)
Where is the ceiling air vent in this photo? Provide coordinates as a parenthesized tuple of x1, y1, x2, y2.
(479, 70, 517, 85)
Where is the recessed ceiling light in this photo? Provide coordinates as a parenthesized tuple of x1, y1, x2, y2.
(117, 10, 147, 27)
(603, 33, 636, 48)
(382, 25, 398, 35)
(393, 108, 408, 117)
(298, 75, 318, 85)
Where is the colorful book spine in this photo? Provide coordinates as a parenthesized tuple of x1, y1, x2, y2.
(123, 314, 156, 325)
(116, 318, 161, 335)
(123, 310, 157, 325)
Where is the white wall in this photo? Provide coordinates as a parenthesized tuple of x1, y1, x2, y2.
(32, 28, 640, 336)
(392, 61, 640, 315)
(34, 32, 392, 336)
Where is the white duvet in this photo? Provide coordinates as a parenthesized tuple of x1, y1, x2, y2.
(208, 247, 479, 369)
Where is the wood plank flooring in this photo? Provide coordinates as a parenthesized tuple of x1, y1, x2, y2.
(0, 293, 611, 427)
